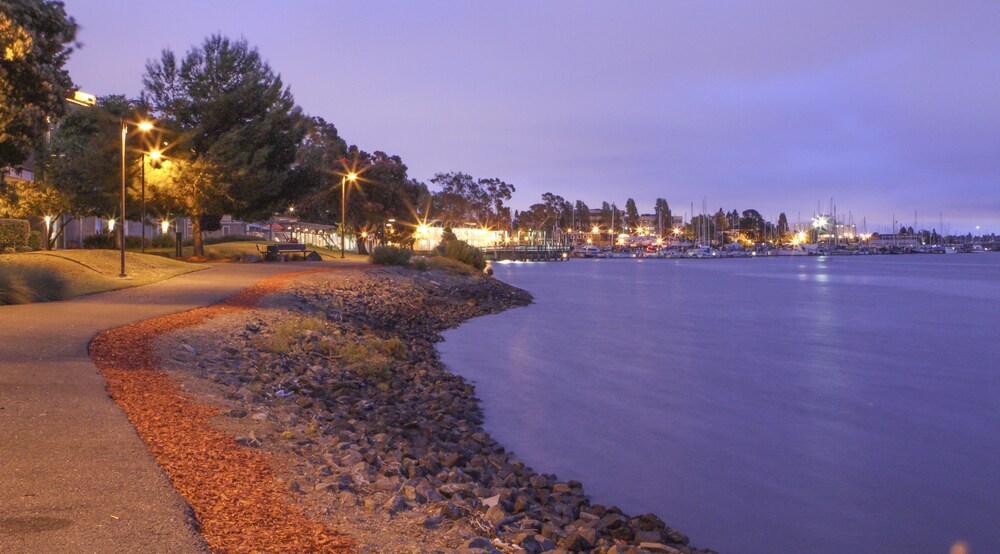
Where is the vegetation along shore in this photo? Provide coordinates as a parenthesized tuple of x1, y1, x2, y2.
(147, 259, 714, 553)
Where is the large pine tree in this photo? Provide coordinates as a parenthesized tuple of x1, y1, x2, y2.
(141, 35, 306, 255)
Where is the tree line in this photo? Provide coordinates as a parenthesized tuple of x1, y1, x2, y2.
(1, 3, 517, 255)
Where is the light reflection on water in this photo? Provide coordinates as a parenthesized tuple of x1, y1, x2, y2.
(439, 255, 1000, 554)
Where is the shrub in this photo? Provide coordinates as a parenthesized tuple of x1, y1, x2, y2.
(83, 232, 115, 249)
(148, 234, 176, 248)
(0, 219, 30, 249)
(255, 316, 326, 354)
(335, 337, 407, 381)
(411, 256, 430, 271)
(444, 239, 486, 271)
(423, 255, 479, 277)
(369, 245, 412, 266)
(83, 233, 154, 249)
(0, 266, 68, 305)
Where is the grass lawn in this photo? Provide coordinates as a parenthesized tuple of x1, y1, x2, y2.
(0, 250, 203, 304)
(141, 240, 370, 263)
(1, 242, 371, 305)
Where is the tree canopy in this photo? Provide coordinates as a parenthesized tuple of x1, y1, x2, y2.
(429, 171, 514, 230)
(0, 0, 77, 168)
(141, 34, 306, 254)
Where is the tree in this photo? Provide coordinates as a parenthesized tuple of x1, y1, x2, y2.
(429, 171, 514, 230)
(654, 198, 672, 236)
(686, 214, 715, 242)
(540, 192, 568, 232)
(777, 213, 789, 241)
(41, 96, 130, 219)
(574, 200, 590, 230)
(141, 35, 306, 256)
(283, 116, 348, 203)
(624, 198, 639, 230)
(599, 201, 612, 230)
(713, 209, 730, 243)
(296, 149, 426, 254)
(0, 0, 77, 168)
(740, 209, 766, 242)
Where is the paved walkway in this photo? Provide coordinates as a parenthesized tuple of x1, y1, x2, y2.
(0, 261, 363, 553)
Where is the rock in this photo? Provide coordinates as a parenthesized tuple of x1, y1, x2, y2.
(484, 504, 507, 527)
(559, 526, 596, 551)
(637, 543, 686, 554)
(463, 537, 499, 553)
(481, 494, 501, 508)
(635, 530, 664, 543)
(242, 253, 261, 263)
(387, 495, 408, 514)
(552, 482, 573, 494)
(663, 527, 690, 545)
(421, 515, 444, 528)
(313, 482, 337, 493)
(234, 433, 261, 447)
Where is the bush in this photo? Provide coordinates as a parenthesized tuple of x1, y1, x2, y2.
(148, 234, 176, 248)
(411, 256, 430, 271)
(422, 255, 480, 277)
(0, 266, 68, 305)
(443, 239, 486, 271)
(83, 233, 157, 249)
(369, 245, 412, 266)
(0, 219, 30, 249)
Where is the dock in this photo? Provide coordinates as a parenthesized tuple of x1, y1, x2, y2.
(480, 244, 571, 261)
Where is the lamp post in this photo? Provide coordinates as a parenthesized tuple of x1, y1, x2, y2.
(119, 118, 154, 277)
(340, 172, 358, 258)
(43, 215, 52, 250)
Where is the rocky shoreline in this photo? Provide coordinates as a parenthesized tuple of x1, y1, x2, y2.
(157, 266, 715, 554)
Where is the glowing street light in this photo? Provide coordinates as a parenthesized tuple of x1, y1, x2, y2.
(340, 172, 358, 258)
(161, 219, 170, 234)
(119, 117, 155, 277)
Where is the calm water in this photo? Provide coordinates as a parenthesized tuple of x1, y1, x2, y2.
(438, 255, 1000, 554)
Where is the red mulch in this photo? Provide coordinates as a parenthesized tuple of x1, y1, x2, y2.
(89, 267, 365, 553)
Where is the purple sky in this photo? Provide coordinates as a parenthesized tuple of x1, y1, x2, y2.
(65, 1, 999, 233)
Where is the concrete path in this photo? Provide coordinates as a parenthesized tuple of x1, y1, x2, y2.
(0, 261, 363, 553)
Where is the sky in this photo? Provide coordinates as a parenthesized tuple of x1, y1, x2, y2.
(63, 1, 1000, 234)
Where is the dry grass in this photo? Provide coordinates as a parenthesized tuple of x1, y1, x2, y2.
(0, 250, 202, 304)
(420, 254, 482, 277)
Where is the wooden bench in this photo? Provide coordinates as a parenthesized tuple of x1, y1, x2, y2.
(256, 242, 318, 261)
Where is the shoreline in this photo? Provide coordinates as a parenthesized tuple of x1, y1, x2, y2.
(151, 266, 714, 553)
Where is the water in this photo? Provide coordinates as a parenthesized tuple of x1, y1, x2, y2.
(438, 255, 1000, 554)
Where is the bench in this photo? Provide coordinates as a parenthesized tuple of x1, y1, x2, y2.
(256, 242, 319, 261)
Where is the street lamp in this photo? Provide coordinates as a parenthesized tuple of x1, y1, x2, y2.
(340, 172, 358, 258)
(43, 215, 52, 250)
(119, 117, 154, 277)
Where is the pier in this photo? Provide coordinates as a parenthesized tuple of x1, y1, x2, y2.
(480, 244, 571, 262)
